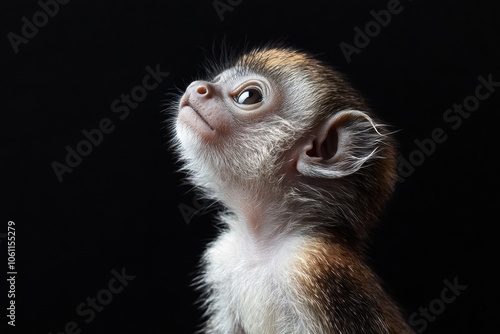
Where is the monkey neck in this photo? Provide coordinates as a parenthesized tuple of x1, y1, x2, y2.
(214, 179, 369, 252)
(216, 183, 279, 236)
(219, 185, 312, 243)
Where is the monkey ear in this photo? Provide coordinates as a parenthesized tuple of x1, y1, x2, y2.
(296, 110, 384, 178)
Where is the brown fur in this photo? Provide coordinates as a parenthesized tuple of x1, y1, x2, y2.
(293, 235, 413, 333)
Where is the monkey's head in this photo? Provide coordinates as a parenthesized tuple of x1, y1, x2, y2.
(173, 45, 397, 244)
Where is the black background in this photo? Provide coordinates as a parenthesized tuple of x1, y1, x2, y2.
(2, 0, 500, 333)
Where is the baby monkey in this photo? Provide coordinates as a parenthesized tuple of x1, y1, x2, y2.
(173, 45, 413, 333)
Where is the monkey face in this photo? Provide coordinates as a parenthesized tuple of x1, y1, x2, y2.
(174, 68, 300, 192)
(177, 71, 281, 144)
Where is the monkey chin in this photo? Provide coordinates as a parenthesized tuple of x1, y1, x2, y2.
(177, 104, 217, 142)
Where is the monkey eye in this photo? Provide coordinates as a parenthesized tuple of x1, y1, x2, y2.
(235, 88, 263, 105)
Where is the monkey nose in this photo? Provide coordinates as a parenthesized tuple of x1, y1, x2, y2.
(196, 85, 208, 95)
(189, 81, 213, 98)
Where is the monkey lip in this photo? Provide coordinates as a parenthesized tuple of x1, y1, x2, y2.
(180, 103, 214, 131)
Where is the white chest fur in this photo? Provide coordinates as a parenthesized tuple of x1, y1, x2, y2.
(202, 229, 305, 334)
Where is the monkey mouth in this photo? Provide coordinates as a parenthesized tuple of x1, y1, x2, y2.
(180, 101, 214, 131)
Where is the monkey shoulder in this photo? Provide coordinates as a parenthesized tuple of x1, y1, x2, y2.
(290, 237, 415, 333)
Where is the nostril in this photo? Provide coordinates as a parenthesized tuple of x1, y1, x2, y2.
(196, 86, 208, 95)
